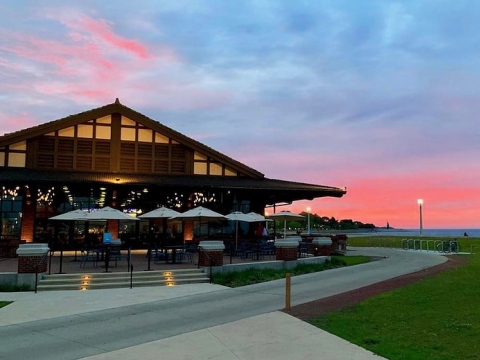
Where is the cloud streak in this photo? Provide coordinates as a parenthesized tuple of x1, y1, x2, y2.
(1, 0, 479, 228)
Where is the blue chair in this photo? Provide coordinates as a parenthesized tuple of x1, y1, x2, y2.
(80, 247, 98, 268)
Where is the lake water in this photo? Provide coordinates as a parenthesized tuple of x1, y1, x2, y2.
(363, 228, 480, 238)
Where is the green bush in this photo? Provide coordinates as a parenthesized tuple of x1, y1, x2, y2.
(0, 283, 32, 292)
(212, 256, 370, 287)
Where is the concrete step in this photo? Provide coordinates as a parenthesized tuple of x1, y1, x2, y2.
(37, 269, 209, 291)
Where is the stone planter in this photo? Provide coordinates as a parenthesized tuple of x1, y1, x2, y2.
(312, 237, 333, 256)
(275, 238, 301, 261)
(198, 241, 225, 267)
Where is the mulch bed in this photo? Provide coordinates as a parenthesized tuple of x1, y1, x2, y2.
(285, 255, 469, 320)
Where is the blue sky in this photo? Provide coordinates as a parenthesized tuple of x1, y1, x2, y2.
(1, 1, 479, 228)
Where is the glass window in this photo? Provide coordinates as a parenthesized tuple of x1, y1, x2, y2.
(209, 163, 222, 176)
(10, 141, 26, 151)
(225, 167, 237, 176)
(96, 125, 111, 140)
(138, 129, 152, 142)
(121, 116, 136, 126)
(194, 162, 207, 175)
(77, 124, 93, 138)
(121, 127, 136, 141)
(96, 115, 111, 124)
(0, 152, 4, 166)
(8, 153, 26, 167)
(58, 127, 75, 137)
(155, 133, 169, 143)
(194, 152, 207, 161)
(45, 132, 55, 136)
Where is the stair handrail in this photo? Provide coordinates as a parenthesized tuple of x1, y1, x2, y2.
(34, 250, 51, 293)
(197, 245, 215, 284)
(130, 263, 134, 289)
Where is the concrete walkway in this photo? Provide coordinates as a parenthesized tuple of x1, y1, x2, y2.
(1, 286, 386, 360)
(0, 248, 448, 360)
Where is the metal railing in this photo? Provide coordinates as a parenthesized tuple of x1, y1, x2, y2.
(197, 245, 215, 284)
(34, 250, 50, 293)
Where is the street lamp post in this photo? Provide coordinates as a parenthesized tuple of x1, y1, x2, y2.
(417, 199, 423, 236)
(306, 206, 311, 235)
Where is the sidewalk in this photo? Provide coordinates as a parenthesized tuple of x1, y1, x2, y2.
(1, 285, 385, 360)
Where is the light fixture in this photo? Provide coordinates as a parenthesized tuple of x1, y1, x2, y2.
(417, 199, 424, 236)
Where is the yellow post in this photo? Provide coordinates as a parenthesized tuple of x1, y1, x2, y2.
(285, 273, 291, 311)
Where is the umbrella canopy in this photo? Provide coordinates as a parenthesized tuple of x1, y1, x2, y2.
(266, 211, 305, 238)
(84, 206, 139, 221)
(226, 211, 256, 222)
(49, 209, 88, 221)
(138, 206, 181, 219)
(170, 206, 227, 221)
(246, 212, 273, 222)
(226, 211, 256, 250)
(170, 206, 227, 239)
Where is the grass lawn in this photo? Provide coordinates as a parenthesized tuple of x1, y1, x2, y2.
(212, 255, 370, 287)
(310, 236, 480, 360)
(0, 301, 12, 309)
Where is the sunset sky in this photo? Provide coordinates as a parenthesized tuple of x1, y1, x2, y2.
(1, 1, 479, 229)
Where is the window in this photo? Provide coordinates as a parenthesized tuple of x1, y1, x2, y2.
(121, 127, 136, 141)
(96, 126, 111, 140)
(138, 129, 153, 142)
(194, 162, 207, 175)
(155, 133, 169, 143)
(209, 163, 222, 176)
(77, 124, 93, 138)
(58, 127, 75, 137)
(8, 153, 26, 167)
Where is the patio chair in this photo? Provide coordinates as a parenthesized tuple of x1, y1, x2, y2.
(154, 249, 167, 264)
(236, 242, 256, 260)
(299, 242, 309, 258)
(260, 241, 275, 259)
(80, 247, 98, 268)
(108, 245, 130, 268)
(175, 243, 196, 263)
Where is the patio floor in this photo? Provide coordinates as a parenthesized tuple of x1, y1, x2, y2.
(1, 249, 277, 275)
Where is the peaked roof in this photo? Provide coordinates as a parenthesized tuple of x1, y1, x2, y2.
(0, 99, 264, 178)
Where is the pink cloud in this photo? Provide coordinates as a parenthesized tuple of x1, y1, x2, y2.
(0, 13, 228, 112)
(285, 172, 480, 229)
(0, 112, 38, 136)
(75, 17, 152, 60)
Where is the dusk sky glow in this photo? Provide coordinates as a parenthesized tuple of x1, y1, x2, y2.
(1, 1, 479, 229)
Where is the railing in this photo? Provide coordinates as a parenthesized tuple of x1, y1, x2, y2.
(130, 263, 134, 289)
(34, 250, 50, 293)
(197, 245, 215, 284)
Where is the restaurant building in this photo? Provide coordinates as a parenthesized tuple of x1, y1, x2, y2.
(0, 99, 346, 246)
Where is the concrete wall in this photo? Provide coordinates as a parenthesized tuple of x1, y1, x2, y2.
(0, 272, 36, 289)
(209, 256, 329, 275)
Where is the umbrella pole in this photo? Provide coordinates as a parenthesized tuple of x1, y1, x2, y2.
(235, 220, 239, 251)
(284, 220, 287, 239)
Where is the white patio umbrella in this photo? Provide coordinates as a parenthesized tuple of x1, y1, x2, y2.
(138, 206, 182, 244)
(169, 206, 227, 239)
(226, 211, 256, 250)
(266, 211, 305, 239)
(49, 209, 88, 221)
(138, 206, 181, 219)
(84, 206, 139, 221)
(246, 212, 273, 222)
(83, 206, 139, 242)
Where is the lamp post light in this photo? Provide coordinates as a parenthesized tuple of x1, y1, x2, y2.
(306, 206, 311, 235)
(417, 199, 423, 236)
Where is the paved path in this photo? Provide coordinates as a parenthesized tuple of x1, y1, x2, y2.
(0, 248, 447, 360)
